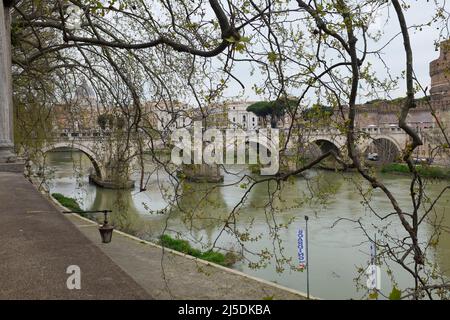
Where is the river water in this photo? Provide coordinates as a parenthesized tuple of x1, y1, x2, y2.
(42, 150, 450, 299)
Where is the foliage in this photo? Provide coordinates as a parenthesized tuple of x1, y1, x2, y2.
(302, 104, 334, 121)
(97, 114, 109, 130)
(97, 114, 126, 130)
(247, 98, 296, 128)
(368, 291, 379, 300)
(8, 0, 450, 299)
(12, 12, 58, 156)
(381, 163, 450, 179)
(389, 287, 402, 300)
(52, 193, 84, 214)
(249, 163, 262, 174)
(159, 234, 239, 267)
(247, 101, 273, 118)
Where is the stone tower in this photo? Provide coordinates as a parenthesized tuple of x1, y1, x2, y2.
(430, 39, 450, 100)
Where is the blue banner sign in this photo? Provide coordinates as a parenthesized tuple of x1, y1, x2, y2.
(370, 240, 376, 264)
(297, 228, 307, 266)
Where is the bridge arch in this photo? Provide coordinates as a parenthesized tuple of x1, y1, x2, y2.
(361, 136, 402, 163)
(42, 141, 104, 179)
(311, 139, 341, 155)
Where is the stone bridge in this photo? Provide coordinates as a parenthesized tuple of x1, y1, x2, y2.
(35, 126, 421, 185)
(37, 131, 221, 187)
(39, 133, 139, 189)
(285, 126, 414, 164)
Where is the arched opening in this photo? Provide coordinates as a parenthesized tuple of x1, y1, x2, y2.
(299, 139, 341, 160)
(43, 145, 103, 179)
(314, 139, 340, 155)
(364, 138, 400, 164)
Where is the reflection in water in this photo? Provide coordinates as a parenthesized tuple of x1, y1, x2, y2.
(43, 150, 450, 299)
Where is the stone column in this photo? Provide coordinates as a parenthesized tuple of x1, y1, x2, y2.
(0, 2, 22, 172)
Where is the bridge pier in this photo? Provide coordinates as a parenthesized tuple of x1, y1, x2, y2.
(279, 150, 304, 173)
(88, 156, 135, 189)
(88, 174, 135, 189)
(178, 164, 224, 183)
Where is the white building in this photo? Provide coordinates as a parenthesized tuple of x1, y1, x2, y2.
(225, 101, 259, 130)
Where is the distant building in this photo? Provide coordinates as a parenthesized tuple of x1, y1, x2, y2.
(430, 39, 450, 133)
(184, 100, 262, 130)
(225, 101, 259, 130)
(430, 39, 450, 101)
(141, 100, 193, 132)
(52, 79, 100, 136)
(74, 79, 97, 103)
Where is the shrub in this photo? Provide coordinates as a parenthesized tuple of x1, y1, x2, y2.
(381, 164, 450, 179)
(159, 234, 239, 267)
(160, 234, 201, 256)
(381, 163, 410, 174)
(51, 193, 89, 217)
(52, 193, 82, 211)
(201, 251, 226, 265)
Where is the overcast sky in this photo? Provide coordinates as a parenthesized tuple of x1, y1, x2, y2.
(221, 1, 449, 103)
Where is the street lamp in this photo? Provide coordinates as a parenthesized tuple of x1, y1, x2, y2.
(98, 210, 114, 243)
(63, 209, 114, 243)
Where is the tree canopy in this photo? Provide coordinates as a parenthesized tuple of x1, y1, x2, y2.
(4, 0, 450, 300)
(247, 98, 297, 127)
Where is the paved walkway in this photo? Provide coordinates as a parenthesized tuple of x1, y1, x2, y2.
(66, 213, 308, 300)
(0, 172, 150, 299)
(0, 172, 308, 300)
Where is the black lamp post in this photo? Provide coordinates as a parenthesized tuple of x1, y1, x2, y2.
(63, 209, 114, 243)
(98, 210, 114, 243)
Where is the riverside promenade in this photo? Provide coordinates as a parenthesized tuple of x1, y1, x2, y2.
(0, 172, 308, 300)
(0, 172, 150, 299)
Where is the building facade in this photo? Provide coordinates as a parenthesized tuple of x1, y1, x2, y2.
(225, 101, 259, 130)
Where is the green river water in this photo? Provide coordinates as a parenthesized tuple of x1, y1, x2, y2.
(43, 150, 450, 299)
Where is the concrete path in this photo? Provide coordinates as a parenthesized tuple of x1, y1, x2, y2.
(0, 172, 150, 299)
(0, 171, 308, 300)
(66, 214, 308, 300)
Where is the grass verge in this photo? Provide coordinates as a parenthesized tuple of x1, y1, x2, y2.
(381, 163, 450, 179)
(51, 193, 90, 217)
(159, 234, 239, 267)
